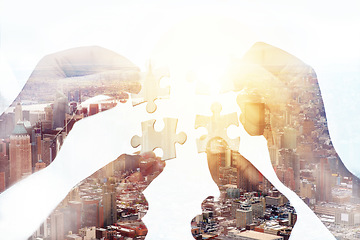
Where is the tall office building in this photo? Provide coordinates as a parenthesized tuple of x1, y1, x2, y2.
(316, 158, 331, 202)
(206, 138, 227, 185)
(353, 176, 360, 199)
(9, 122, 32, 185)
(236, 208, 253, 229)
(43, 105, 53, 130)
(53, 91, 68, 129)
(102, 184, 117, 227)
(0, 140, 9, 190)
(0, 172, 5, 192)
(236, 154, 260, 192)
(83, 198, 104, 228)
(207, 152, 223, 185)
(41, 137, 52, 165)
(62, 201, 82, 234)
(279, 149, 300, 191)
(14, 103, 23, 124)
(302, 118, 314, 136)
(269, 145, 279, 166)
(275, 166, 295, 191)
(22, 110, 30, 122)
(283, 127, 297, 150)
(51, 210, 65, 240)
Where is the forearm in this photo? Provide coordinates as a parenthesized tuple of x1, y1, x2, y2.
(0, 102, 139, 239)
(0, 162, 72, 239)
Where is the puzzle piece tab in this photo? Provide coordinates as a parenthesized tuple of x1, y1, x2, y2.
(131, 118, 187, 160)
(195, 102, 239, 153)
(131, 64, 170, 113)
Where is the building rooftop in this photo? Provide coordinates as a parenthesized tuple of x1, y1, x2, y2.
(12, 122, 28, 135)
(229, 230, 284, 240)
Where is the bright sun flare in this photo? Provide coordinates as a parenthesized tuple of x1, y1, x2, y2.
(151, 15, 257, 96)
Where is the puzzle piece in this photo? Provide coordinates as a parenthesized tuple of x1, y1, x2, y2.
(131, 63, 170, 113)
(195, 102, 239, 153)
(131, 118, 187, 160)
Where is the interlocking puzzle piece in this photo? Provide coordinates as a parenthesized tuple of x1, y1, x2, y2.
(195, 102, 239, 153)
(131, 63, 170, 113)
(131, 118, 187, 160)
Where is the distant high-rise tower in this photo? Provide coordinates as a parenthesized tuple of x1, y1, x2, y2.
(283, 127, 297, 150)
(0, 172, 5, 192)
(43, 105, 53, 130)
(0, 112, 15, 138)
(41, 137, 52, 165)
(83, 199, 103, 228)
(206, 138, 227, 185)
(236, 155, 260, 192)
(0, 140, 9, 190)
(9, 122, 32, 185)
(53, 91, 68, 129)
(269, 145, 279, 166)
(316, 158, 331, 202)
(22, 110, 30, 122)
(303, 118, 314, 136)
(353, 176, 360, 199)
(50, 210, 65, 240)
(280, 149, 300, 192)
(65, 201, 82, 234)
(102, 184, 116, 227)
(14, 103, 23, 124)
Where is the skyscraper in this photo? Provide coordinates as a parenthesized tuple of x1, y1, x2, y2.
(43, 105, 53, 130)
(236, 155, 259, 192)
(83, 199, 103, 228)
(316, 158, 331, 202)
(51, 210, 65, 240)
(14, 102, 23, 124)
(0, 112, 15, 138)
(0, 140, 9, 190)
(283, 127, 297, 150)
(102, 184, 116, 227)
(53, 91, 68, 129)
(9, 122, 32, 185)
(353, 176, 360, 199)
(236, 208, 253, 229)
(302, 118, 314, 136)
(0, 172, 5, 192)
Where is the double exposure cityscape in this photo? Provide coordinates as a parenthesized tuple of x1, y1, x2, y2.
(0, 43, 360, 240)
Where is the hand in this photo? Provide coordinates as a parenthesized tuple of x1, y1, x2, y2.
(233, 42, 347, 238)
(0, 46, 164, 239)
(193, 42, 340, 240)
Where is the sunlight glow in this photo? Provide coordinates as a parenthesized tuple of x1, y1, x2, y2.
(193, 55, 230, 96)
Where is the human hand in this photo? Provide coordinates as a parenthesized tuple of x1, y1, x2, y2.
(0, 46, 168, 239)
(192, 42, 339, 240)
(233, 42, 346, 238)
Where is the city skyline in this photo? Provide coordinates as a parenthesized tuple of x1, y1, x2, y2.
(1, 40, 358, 239)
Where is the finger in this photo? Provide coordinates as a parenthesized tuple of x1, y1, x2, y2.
(237, 91, 266, 136)
(140, 151, 156, 159)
